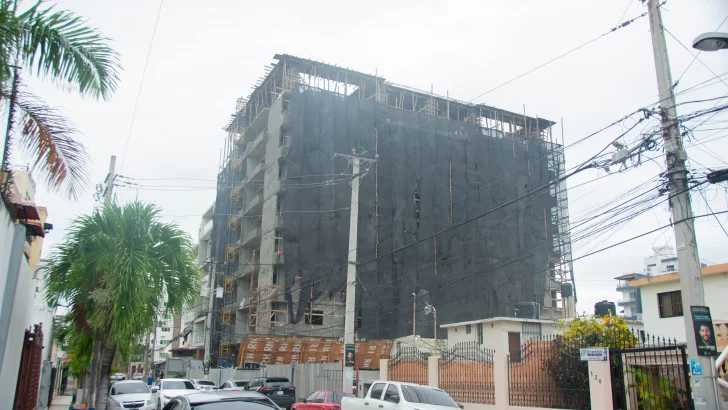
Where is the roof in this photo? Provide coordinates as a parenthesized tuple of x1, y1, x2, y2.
(614, 273, 643, 280)
(440, 316, 559, 329)
(180, 391, 269, 404)
(629, 263, 728, 287)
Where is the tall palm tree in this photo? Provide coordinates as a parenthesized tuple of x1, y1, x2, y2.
(1, 0, 121, 199)
(45, 201, 200, 409)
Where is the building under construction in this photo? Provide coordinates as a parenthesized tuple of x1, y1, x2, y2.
(207, 54, 574, 367)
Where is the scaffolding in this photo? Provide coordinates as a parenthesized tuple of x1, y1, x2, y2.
(210, 53, 568, 347)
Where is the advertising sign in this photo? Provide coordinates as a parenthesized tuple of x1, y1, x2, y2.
(690, 306, 718, 357)
(345, 343, 355, 367)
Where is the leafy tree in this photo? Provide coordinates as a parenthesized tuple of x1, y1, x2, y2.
(543, 315, 637, 409)
(44, 201, 199, 408)
(0, 0, 120, 199)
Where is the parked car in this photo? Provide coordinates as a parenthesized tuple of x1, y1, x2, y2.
(221, 380, 251, 391)
(110, 372, 126, 382)
(341, 381, 459, 410)
(150, 378, 197, 409)
(108, 380, 155, 410)
(161, 390, 281, 410)
(246, 377, 296, 410)
(293, 390, 354, 410)
(132, 372, 144, 380)
(191, 379, 218, 391)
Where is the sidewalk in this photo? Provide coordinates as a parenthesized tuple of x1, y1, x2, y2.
(49, 394, 72, 410)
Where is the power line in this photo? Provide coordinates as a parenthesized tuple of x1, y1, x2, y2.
(119, 0, 165, 173)
(469, 9, 648, 101)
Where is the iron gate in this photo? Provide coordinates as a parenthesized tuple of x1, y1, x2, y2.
(439, 342, 495, 404)
(610, 336, 693, 410)
(388, 346, 427, 385)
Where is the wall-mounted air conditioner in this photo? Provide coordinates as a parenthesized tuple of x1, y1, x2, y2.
(636, 314, 643, 322)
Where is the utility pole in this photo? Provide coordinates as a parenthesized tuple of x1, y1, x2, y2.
(646, 1, 720, 408)
(412, 293, 416, 349)
(338, 150, 375, 394)
(204, 260, 215, 366)
(104, 155, 116, 203)
(142, 333, 150, 383)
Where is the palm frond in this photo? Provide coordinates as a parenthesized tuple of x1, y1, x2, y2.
(16, 2, 121, 100)
(0, 81, 89, 199)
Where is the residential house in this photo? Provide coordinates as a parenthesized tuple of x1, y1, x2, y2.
(614, 273, 648, 320)
(630, 263, 728, 351)
(442, 317, 561, 357)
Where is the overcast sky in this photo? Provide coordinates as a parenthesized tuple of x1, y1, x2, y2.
(19, 0, 728, 317)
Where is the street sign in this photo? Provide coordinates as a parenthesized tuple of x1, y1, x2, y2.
(580, 347, 608, 361)
(690, 359, 703, 376)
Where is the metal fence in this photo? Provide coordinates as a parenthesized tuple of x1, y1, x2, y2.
(610, 329, 692, 410)
(439, 342, 495, 404)
(388, 346, 428, 385)
(508, 334, 591, 409)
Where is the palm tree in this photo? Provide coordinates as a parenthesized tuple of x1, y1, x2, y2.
(1, 0, 121, 199)
(44, 201, 200, 409)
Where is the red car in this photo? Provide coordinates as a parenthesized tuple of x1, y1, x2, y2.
(293, 390, 355, 410)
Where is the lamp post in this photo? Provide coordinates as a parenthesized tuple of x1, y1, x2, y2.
(424, 304, 437, 356)
(692, 32, 728, 51)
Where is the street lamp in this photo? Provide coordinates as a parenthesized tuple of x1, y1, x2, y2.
(424, 304, 437, 356)
(692, 32, 728, 52)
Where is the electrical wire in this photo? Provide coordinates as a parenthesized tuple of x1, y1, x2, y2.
(119, 0, 165, 173)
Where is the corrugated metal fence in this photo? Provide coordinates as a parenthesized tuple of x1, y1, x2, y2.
(207, 363, 345, 398)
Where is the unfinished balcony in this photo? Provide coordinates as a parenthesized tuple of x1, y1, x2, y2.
(243, 130, 267, 159)
(241, 226, 262, 248)
(242, 189, 263, 216)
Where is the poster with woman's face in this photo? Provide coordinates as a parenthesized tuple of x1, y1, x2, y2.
(691, 306, 718, 356)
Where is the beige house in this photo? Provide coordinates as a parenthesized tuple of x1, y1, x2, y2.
(442, 317, 561, 354)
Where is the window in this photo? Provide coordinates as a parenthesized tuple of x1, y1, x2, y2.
(660, 257, 678, 263)
(160, 353, 170, 358)
(647, 264, 656, 267)
(161, 327, 170, 332)
(305, 309, 324, 325)
(278, 161, 286, 180)
(370, 383, 386, 400)
(272, 267, 281, 285)
(276, 194, 284, 215)
(400, 385, 458, 408)
(465, 325, 471, 334)
(274, 229, 283, 255)
(164, 314, 172, 320)
(383, 385, 400, 403)
(162, 380, 194, 390)
(314, 391, 326, 403)
(658, 291, 683, 318)
(665, 264, 676, 272)
(305, 392, 319, 402)
(477, 323, 483, 344)
(522, 323, 541, 340)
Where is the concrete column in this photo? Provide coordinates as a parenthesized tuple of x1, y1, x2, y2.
(379, 359, 388, 381)
(494, 353, 509, 408)
(428, 356, 439, 388)
(588, 360, 613, 410)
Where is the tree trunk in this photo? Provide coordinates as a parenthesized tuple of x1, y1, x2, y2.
(93, 343, 116, 410)
(86, 337, 103, 407)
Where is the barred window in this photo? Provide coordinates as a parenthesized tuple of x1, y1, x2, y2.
(657, 291, 683, 318)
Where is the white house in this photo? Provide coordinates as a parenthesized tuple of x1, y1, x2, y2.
(629, 263, 728, 351)
(441, 317, 561, 355)
(643, 245, 712, 276)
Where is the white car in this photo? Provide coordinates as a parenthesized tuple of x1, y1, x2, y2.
(341, 381, 460, 410)
(191, 379, 218, 391)
(110, 372, 126, 381)
(107, 380, 155, 410)
(150, 378, 197, 409)
(220, 379, 250, 391)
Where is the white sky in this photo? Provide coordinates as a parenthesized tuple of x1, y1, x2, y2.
(19, 0, 728, 317)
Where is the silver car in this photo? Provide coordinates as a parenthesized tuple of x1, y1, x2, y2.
(107, 380, 155, 410)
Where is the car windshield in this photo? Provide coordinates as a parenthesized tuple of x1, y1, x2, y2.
(330, 392, 355, 404)
(400, 386, 458, 408)
(197, 381, 215, 386)
(192, 398, 280, 410)
(163, 380, 196, 390)
(234, 381, 249, 387)
(265, 379, 291, 387)
(113, 382, 149, 394)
